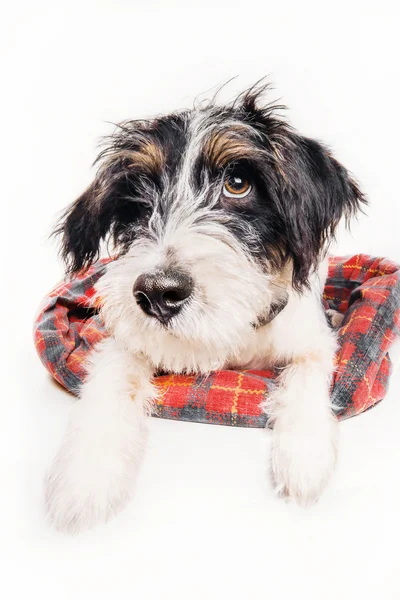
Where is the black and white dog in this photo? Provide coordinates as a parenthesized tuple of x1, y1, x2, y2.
(46, 86, 365, 532)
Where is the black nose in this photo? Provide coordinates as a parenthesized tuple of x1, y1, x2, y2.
(133, 270, 193, 324)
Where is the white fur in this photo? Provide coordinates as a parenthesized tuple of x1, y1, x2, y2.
(234, 264, 339, 504)
(45, 338, 156, 533)
(45, 112, 340, 532)
(46, 232, 338, 532)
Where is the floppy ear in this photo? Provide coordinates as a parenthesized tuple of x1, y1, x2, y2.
(55, 180, 106, 274)
(273, 135, 366, 289)
(54, 158, 147, 274)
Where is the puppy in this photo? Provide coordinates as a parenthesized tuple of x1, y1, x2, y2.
(46, 86, 365, 533)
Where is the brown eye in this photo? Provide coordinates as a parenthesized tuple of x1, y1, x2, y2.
(223, 174, 252, 198)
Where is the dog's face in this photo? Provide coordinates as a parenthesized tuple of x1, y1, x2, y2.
(57, 89, 364, 369)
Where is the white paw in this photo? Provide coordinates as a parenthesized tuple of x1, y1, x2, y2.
(271, 413, 338, 505)
(45, 430, 144, 534)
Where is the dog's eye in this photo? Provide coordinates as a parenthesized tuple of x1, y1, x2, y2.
(223, 174, 252, 198)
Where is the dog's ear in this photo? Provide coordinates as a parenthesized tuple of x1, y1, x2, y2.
(272, 135, 366, 289)
(55, 180, 106, 274)
(54, 158, 148, 274)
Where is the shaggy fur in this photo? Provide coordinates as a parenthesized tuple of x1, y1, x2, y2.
(46, 84, 365, 533)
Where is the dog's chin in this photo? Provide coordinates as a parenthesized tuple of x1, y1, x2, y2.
(134, 306, 263, 365)
(145, 315, 182, 338)
(132, 293, 275, 346)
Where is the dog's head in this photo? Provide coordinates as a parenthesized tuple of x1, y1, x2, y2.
(56, 86, 365, 369)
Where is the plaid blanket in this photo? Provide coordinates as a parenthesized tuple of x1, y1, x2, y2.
(34, 255, 400, 427)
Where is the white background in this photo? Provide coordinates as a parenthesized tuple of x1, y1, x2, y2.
(2, 1, 400, 598)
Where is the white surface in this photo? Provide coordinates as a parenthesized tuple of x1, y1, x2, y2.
(3, 1, 400, 599)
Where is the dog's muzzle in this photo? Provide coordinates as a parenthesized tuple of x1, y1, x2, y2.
(133, 269, 193, 325)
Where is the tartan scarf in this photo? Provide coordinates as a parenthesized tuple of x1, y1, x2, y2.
(34, 254, 400, 427)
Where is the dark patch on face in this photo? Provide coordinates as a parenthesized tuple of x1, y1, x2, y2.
(54, 114, 190, 272)
(195, 96, 366, 288)
(146, 113, 190, 176)
(204, 127, 263, 169)
(97, 112, 190, 185)
(55, 86, 366, 289)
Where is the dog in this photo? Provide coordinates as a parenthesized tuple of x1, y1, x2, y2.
(46, 85, 365, 533)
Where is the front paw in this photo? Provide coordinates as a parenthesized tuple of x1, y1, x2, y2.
(45, 434, 142, 534)
(271, 414, 338, 505)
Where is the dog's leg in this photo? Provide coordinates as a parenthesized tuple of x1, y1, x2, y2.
(45, 337, 155, 533)
(268, 340, 338, 505)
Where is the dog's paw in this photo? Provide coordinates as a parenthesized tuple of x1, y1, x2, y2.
(271, 414, 338, 505)
(45, 434, 142, 534)
(326, 309, 344, 329)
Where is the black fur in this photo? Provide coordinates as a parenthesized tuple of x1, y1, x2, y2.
(55, 85, 366, 287)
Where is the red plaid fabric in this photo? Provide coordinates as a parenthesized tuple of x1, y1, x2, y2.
(34, 255, 400, 427)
